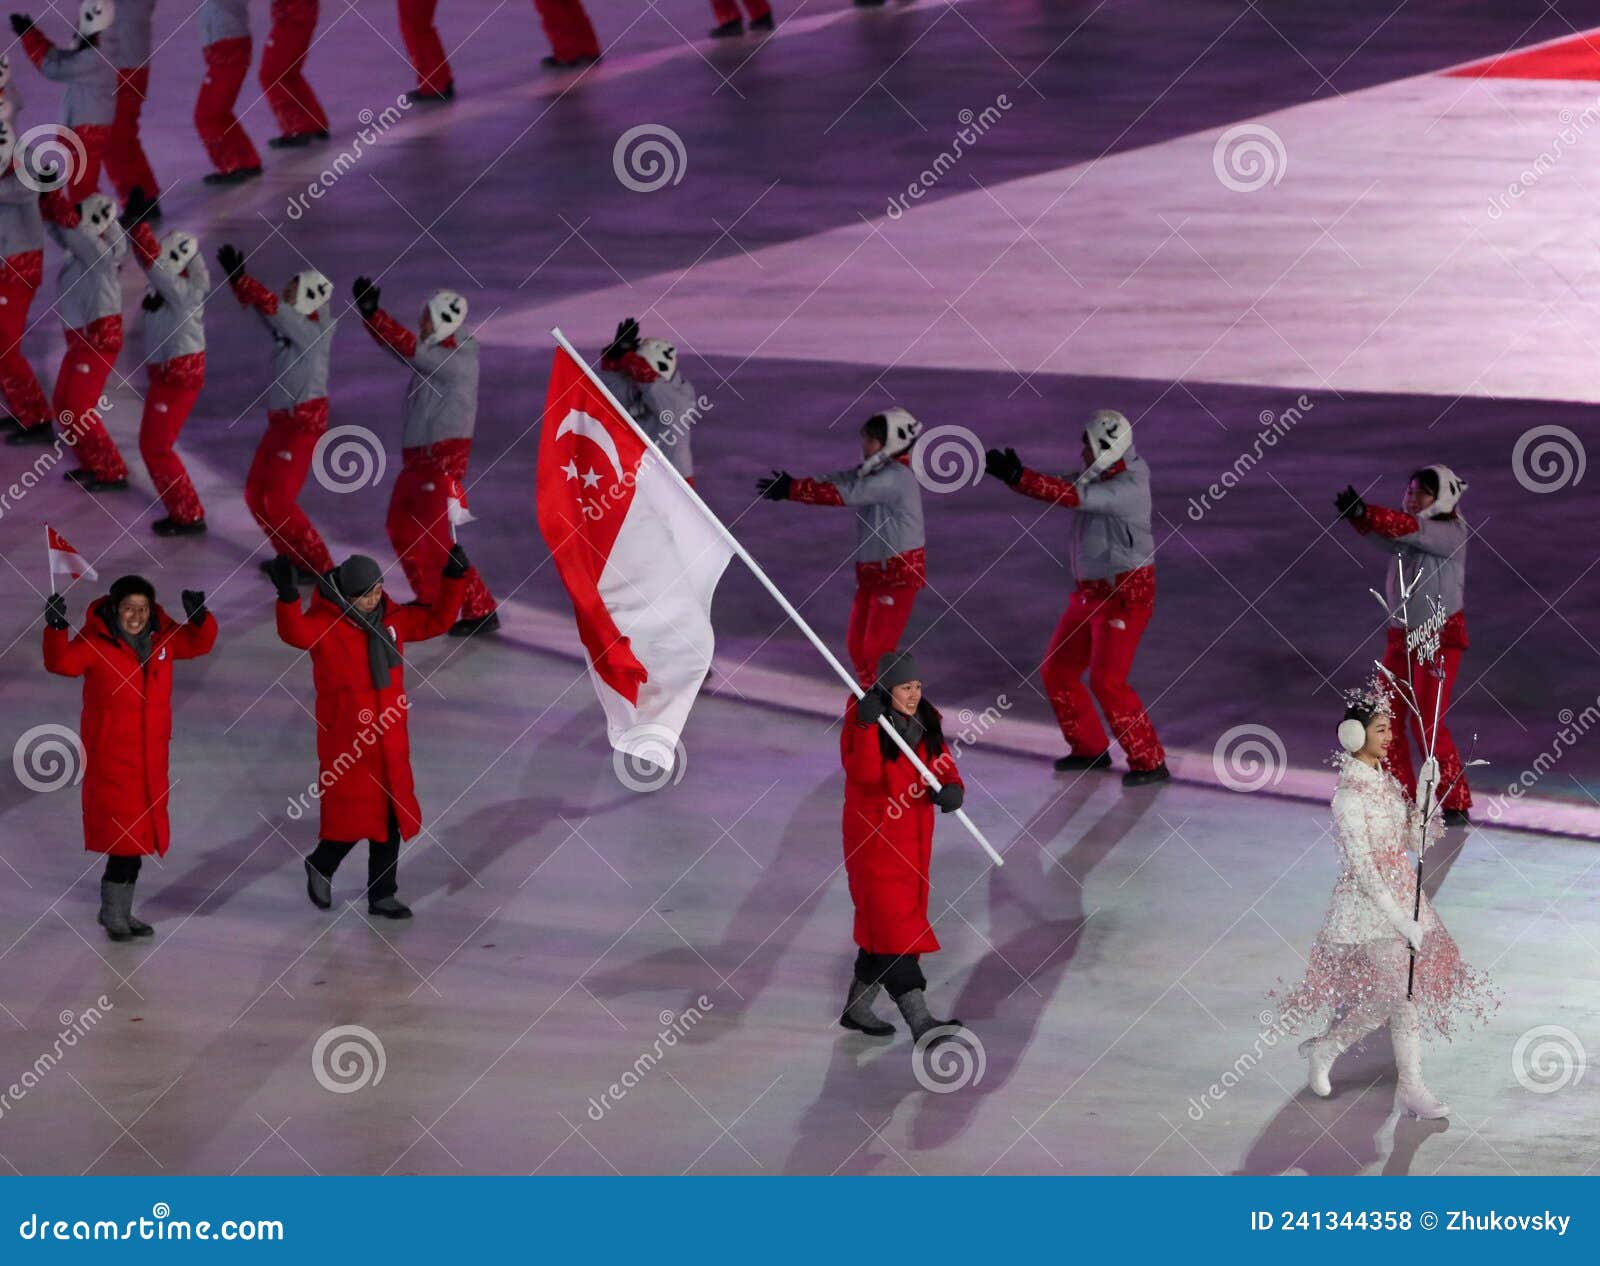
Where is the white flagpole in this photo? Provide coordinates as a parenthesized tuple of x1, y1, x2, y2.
(550, 327, 1003, 868)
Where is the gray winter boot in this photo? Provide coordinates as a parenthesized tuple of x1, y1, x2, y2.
(892, 988, 961, 1045)
(98, 880, 135, 943)
(839, 977, 895, 1037)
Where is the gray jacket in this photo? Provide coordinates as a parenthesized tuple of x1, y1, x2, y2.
(200, 0, 251, 45)
(395, 335, 479, 448)
(139, 255, 209, 365)
(36, 39, 116, 129)
(1365, 513, 1467, 627)
(595, 368, 698, 478)
(50, 215, 125, 330)
(101, 0, 157, 69)
(243, 289, 336, 409)
(0, 169, 44, 259)
(828, 459, 925, 563)
(1066, 447, 1156, 582)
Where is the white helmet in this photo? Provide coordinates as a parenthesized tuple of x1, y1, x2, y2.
(79, 0, 115, 39)
(1417, 464, 1466, 517)
(859, 406, 922, 475)
(157, 229, 198, 274)
(0, 52, 11, 92)
(1083, 408, 1132, 473)
(423, 289, 467, 346)
(288, 268, 332, 315)
(79, 192, 116, 238)
(0, 119, 12, 174)
(637, 336, 676, 380)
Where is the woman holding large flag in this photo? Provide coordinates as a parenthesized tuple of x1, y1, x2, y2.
(42, 558, 217, 942)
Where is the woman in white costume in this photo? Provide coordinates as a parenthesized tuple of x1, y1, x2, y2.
(1277, 681, 1495, 1119)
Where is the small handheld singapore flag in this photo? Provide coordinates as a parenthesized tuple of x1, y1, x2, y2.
(535, 342, 733, 773)
(45, 525, 98, 586)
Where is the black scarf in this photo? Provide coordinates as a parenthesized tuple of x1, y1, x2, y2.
(874, 695, 944, 762)
(100, 602, 154, 664)
(318, 578, 402, 689)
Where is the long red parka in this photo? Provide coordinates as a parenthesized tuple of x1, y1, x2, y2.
(43, 598, 219, 856)
(839, 695, 963, 955)
(275, 575, 464, 844)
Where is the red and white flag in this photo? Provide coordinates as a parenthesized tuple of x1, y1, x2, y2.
(444, 474, 475, 541)
(45, 525, 97, 586)
(536, 343, 733, 772)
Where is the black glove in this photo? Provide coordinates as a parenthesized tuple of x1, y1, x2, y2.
(10, 15, 33, 36)
(217, 243, 246, 284)
(181, 589, 207, 625)
(33, 161, 59, 187)
(1334, 485, 1367, 521)
(603, 317, 641, 361)
(984, 446, 1024, 486)
(265, 555, 299, 603)
(44, 592, 68, 630)
(755, 470, 792, 501)
(855, 688, 886, 727)
(352, 275, 380, 319)
(141, 291, 165, 312)
(933, 783, 964, 814)
(118, 186, 154, 231)
(443, 543, 470, 579)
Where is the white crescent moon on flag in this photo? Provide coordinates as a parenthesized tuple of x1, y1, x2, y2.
(556, 409, 626, 482)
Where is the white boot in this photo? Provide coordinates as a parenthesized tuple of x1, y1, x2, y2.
(1391, 1002, 1449, 1119)
(1302, 1036, 1341, 1098)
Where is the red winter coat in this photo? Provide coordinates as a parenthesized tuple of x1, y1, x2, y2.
(275, 575, 464, 844)
(840, 696, 963, 955)
(43, 599, 219, 856)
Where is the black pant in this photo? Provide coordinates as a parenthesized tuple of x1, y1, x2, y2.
(104, 855, 142, 883)
(854, 949, 925, 999)
(308, 808, 400, 901)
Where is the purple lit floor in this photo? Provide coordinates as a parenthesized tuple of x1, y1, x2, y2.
(0, 1, 1596, 1175)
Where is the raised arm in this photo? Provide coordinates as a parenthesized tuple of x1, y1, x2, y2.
(41, 189, 102, 264)
(840, 695, 887, 785)
(42, 623, 94, 677)
(389, 566, 466, 644)
(1357, 504, 1464, 559)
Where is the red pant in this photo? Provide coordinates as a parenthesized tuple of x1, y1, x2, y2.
(54, 321, 126, 483)
(847, 583, 917, 687)
(1041, 578, 1165, 772)
(0, 255, 48, 428)
(712, 0, 772, 21)
(140, 370, 204, 525)
(398, 0, 452, 93)
(66, 125, 108, 202)
(534, 0, 600, 60)
(260, 0, 328, 138)
(387, 444, 497, 621)
(196, 38, 261, 174)
(1379, 627, 1471, 812)
(245, 400, 335, 574)
(107, 67, 159, 203)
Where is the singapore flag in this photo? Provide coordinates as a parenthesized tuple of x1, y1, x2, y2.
(535, 341, 732, 772)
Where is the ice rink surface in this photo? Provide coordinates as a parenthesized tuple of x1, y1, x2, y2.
(0, 0, 1596, 1174)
